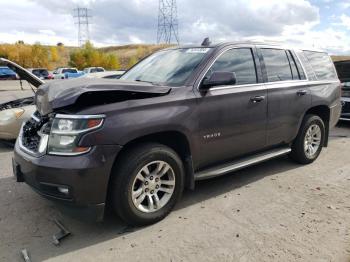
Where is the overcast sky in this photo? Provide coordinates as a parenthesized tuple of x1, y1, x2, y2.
(1, 0, 350, 54)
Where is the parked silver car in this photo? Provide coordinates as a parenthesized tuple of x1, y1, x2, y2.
(0, 58, 44, 140)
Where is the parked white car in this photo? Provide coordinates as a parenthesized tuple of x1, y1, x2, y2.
(83, 67, 105, 74)
(81, 70, 125, 79)
(52, 68, 84, 79)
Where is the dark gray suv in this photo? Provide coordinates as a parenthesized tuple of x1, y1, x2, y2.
(12, 41, 341, 225)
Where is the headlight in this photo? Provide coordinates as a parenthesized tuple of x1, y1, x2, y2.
(47, 114, 105, 156)
(0, 108, 25, 122)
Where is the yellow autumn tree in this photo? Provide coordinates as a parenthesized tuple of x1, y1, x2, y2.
(127, 56, 138, 69)
(69, 42, 121, 70)
(50, 46, 59, 63)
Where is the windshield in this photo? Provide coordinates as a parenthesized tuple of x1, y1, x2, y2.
(121, 48, 211, 86)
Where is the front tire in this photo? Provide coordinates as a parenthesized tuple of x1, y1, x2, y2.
(290, 114, 325, 164)
(110, 143, 184, 226)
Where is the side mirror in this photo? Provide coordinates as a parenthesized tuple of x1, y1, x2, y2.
(201, 71, 236, 89)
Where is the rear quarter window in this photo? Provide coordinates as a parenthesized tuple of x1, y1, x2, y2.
(303, 51, 337, 80)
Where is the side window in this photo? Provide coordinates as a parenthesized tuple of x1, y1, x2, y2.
(303, 51, 337, 80)
(205, 48, 257, 85)
(291, 51, 306, 80)
(261, 48, 293, 82)
(295, 50, 316, 80)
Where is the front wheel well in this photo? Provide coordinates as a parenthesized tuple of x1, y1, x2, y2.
(112, 131, 194, 189)
(304, 105, 330, 146)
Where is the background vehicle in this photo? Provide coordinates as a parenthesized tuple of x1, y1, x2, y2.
(28, 68, 53, 80)
(52, 68, 84, 79)
(81, 70, 125, 79)
(0, 58, 44, 140)
(0, 66, 17, 80)
(83, 67, 105, 74)
(334, 60, 350, 121)
(13, 42, 341, 226)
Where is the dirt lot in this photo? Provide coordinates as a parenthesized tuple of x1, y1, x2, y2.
(0, 123, 349, 262)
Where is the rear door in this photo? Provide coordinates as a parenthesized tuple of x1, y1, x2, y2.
(195, 46, 267, 168)
(258, 47, 312, 146)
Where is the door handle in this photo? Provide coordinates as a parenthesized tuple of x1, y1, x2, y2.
(297, 90, 308, 96)
(250, 96, 265, 103)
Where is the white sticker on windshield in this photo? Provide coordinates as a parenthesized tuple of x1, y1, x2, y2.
(186, 48, 210, 54)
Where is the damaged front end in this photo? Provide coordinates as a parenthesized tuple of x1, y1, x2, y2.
(35, 78, 171, 115)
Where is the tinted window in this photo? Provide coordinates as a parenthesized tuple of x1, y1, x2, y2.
(295, 50, 316, 80)
(261, 49, 293, 82)
(32, 69, 48, 76)
(303, 51, 337, 80)
(62, 69, 78, 74)
(91, 68, 104, 73)
(205, 48, 257, 85)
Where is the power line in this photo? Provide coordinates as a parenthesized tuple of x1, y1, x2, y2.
(73, 7, 92, 47)
(157, 0, 179, 44)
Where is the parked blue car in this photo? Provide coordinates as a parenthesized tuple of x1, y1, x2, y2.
(0, 66, 17, 80)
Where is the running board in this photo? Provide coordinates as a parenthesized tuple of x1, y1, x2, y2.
(194, 147, 291, 181)
(339, 118, 350, 122)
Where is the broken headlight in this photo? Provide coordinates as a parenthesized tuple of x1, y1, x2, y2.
(47, 114, 105, 156)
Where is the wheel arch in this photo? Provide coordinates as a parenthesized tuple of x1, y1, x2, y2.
(110, 130, 195, 191)
(302, 105, 330, 146)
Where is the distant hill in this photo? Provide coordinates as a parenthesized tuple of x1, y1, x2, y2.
(331, 56, 350, 62)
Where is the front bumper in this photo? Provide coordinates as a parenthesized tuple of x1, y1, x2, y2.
(340, 97, 350, 121)
(13, 140, 122, 221)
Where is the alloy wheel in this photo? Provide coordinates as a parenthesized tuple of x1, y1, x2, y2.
(131, 161, 175, 213)
(304, 124, 322, 158)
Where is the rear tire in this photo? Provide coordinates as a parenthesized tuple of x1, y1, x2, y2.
(290, 114, 325, 164)
(110, 143, 184, 226)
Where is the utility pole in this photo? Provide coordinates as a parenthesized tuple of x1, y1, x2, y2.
(157, 0, 179, 44)
(73, 7, 92, 47)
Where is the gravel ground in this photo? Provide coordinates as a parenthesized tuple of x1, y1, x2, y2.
(0, 123, 349, 262)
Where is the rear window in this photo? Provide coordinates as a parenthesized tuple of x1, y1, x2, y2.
(303, 51, 337, 80)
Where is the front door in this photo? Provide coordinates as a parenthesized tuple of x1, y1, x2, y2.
(196, 47, 267, 169)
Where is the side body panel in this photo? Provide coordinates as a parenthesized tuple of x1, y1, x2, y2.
(265, 80, 312, 145)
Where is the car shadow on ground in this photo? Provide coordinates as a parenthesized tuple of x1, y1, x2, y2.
(0, 153, 305, 261)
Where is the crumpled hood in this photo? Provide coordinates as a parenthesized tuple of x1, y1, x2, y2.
(35, 78, 172, 115)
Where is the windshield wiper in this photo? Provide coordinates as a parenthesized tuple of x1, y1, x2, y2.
(135, 79, 157, 85)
